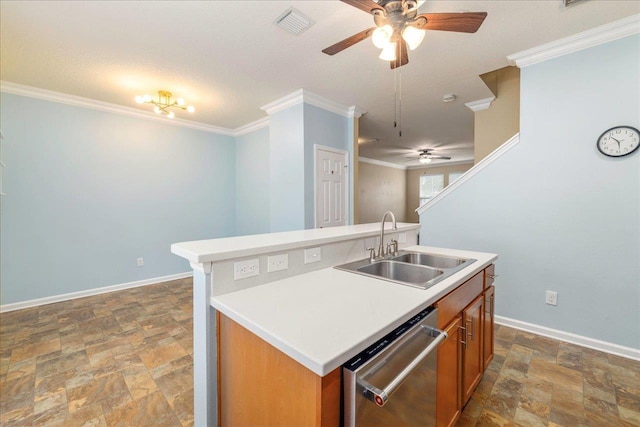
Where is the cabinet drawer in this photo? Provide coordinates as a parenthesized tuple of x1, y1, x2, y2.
(484, 264, 495, 288)
(435, 272, 483, 329)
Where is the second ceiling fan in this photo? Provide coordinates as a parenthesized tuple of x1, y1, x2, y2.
(322, 0, 487, 69)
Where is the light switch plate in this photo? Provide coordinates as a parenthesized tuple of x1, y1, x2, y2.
(267, 254, 288, 272)
(304, 247, 322, 264)
(398, 233, 407, 243)
(234, 258, 259, 280)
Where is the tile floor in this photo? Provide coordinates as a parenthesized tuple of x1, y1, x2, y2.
(1, 277, 639, 426)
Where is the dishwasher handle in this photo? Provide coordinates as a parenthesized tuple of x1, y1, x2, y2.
(360, 326, 447, 407)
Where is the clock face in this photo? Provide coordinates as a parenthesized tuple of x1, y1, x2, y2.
(597, 126, 640, 157)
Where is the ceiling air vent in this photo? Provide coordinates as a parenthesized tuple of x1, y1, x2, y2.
(275, 7, 315, 36)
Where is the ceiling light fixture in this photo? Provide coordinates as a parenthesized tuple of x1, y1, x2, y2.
(419, 154, 432, 164)
(370, 1, 427, 62)
(135, 91, 195, 118)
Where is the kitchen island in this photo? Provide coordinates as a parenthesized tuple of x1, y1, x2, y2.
(171, 223, 497, 426)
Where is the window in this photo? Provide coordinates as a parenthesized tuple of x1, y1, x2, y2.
(419, 174, 444, 206)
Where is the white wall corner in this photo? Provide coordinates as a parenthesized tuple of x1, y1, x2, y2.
(348, 105, 367, 118)
(260, 88, 365, 118)
(416, 133, 520, 215)
(465, 97, 495, 112)
(260, 89, 304, 115)
(0, 80, 236, 136)
(507, 13, 640, 68)
(233, 116, 270, 136)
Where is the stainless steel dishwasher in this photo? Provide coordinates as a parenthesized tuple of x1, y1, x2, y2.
(343, 307, 446, 427)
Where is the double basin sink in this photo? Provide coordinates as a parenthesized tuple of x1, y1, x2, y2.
(335, 250, 476, 290)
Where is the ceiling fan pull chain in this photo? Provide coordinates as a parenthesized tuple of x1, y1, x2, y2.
(398, 67, 402, 137)
(393, 68, 398, 128)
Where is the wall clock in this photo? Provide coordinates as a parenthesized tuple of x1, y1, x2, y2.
(596, 126, 640, 157)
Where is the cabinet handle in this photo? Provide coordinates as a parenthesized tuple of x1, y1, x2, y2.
(486, 273, 498, 279)
(459, 325, 467, 349)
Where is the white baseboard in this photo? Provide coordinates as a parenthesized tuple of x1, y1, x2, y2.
(495, 315, 640, 361)
(0, 272, 193, 313)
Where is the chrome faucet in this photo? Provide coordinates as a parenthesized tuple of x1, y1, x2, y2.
(377, 211, 397, 258)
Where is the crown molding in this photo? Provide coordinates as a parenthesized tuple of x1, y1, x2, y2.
(358, 157, 407, 170)
(507, 14, 640, 68)
(260, 88, 366, 118)
(233, 117, 270, 136)
(465, 97, 495, 112)
(0, 81, 236, 136)
(406, 159, 474, 170)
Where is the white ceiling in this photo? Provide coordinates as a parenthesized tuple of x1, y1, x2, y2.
(1, 1, 638, 166)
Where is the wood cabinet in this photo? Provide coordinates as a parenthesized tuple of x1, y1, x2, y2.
(435, 265, 496, 427)
(462, 295, 484, 404)
(483, 285, 495, 369)
(436, 316, 462, 427)
(218, 314, 340, 427)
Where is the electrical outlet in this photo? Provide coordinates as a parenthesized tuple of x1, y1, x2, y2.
(267, 254, 288, 273)
(545, 291, 558, 306)
(136, 258, 144, 267)
(234, 258, 260, 280)
(398, 232, 407, 243)
(304, 247, 322, 264)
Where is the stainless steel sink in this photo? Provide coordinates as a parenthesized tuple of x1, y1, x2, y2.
(335, 250, 476, 290)
(357, 261, 444, 286)
(391, 252, 468, 269)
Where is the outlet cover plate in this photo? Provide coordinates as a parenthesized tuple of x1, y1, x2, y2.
(304, 247, 322, 264)
(267, 254, 289, 273)
(234, 258, 260, 280)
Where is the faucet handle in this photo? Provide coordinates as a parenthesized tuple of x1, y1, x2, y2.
(367, 247, 376, 263)
(390, 239, 399, 256)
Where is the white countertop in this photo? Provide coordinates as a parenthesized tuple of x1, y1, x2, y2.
(171, 222, 420, 263)
(212, 245, 498, 376)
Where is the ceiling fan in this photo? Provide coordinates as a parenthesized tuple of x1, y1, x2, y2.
(409, 148, 451, 164)
(322, 0, 487, 69)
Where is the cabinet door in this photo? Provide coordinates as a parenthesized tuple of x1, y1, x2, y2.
(436, 316, 462, 427)
(483, 285, 495, 369)
(462, 295, 484, 405)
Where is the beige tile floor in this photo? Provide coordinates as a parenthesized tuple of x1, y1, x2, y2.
(1, 277, 639, 426)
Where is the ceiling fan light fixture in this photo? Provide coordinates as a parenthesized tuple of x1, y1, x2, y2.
(379, 41, 397, 61)
(419, 155, 432, 164)
(372, 25, 393, 49)
(402, 25, 426, 50)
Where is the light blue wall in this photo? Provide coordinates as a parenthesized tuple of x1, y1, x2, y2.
(268, 104, 305, 232)
(0, 93, 236, 305)
(303, 104, 350, 229)
(419, 35, 640, 349)
(235, 126, 270, 236)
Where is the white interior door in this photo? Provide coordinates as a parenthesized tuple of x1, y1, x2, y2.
(315, 145, 348, 228)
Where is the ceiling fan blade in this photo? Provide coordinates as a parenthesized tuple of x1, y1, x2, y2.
(429, 155, 452, 160)
(417, 12, 487, 33)
(322, 28, 375, 55)
(340, 0, 384, 14)
(390, 38, 409, 69)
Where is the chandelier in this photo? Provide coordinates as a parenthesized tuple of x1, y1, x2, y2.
(135, 91, 195, 118)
